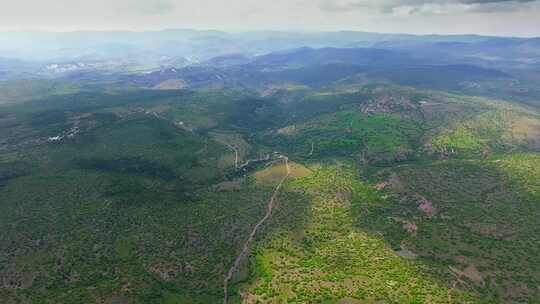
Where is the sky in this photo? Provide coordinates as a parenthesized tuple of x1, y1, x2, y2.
(1, 0, 539, 37)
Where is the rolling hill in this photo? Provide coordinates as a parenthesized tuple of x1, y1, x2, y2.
(1, 30, 540, 304)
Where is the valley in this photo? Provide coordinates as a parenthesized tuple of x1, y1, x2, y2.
(224, 156, 290, 304)
(1, 31, 540, 304)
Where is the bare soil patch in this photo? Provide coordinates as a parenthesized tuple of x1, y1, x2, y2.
(418, 197, 437, 217)
(449, 264, 485, 286)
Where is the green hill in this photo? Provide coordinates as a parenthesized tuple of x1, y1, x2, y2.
(1, 79, 539, 303)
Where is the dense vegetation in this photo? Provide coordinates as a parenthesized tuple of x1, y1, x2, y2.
(1, 67, 539, 304)
(244, 165, 480, 303)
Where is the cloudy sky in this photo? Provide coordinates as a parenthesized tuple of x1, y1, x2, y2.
(1, 0, 539, 36)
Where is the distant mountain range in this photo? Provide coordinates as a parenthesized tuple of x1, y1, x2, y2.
(1, 30, 539, 105)
(1, 29, 539, 64)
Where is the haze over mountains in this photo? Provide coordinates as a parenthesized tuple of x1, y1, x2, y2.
(1, 29, 540, 67)
(1, 27, 540, 304)
(1, 30, 540, 104)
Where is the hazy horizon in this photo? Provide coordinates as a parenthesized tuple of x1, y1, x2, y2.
(1, 28, 539, 39)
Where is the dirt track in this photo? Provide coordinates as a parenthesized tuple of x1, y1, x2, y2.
(223, 157, 290, 304)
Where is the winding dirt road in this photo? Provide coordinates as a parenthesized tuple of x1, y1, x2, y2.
(223, 157, 290, 304)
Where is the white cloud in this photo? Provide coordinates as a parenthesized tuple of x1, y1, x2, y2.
(0, 0, 538, 36)
(318, 0, 539, 14)
(115, 0, 176, 16)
